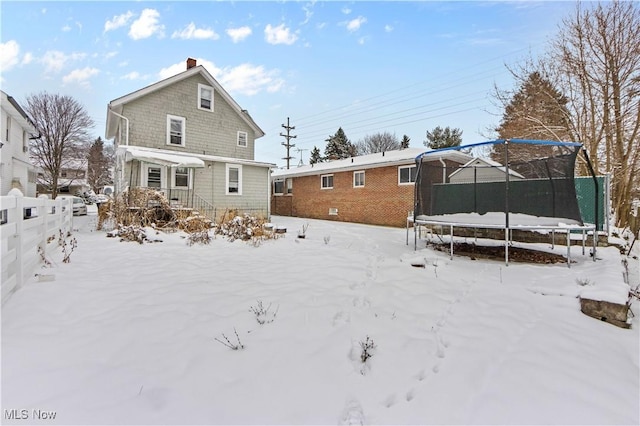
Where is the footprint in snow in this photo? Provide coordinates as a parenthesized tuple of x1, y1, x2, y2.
(340, 398, 365, 425)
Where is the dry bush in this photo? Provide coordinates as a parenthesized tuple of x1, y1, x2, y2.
(214, 212, 275, 244)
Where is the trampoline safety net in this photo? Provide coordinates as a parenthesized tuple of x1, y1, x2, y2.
(414, 139, 589, 225)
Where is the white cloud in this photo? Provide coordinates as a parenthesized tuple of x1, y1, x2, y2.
(22, 52, 33, 65)
(218, 63, 284, 96)
(316, 22, 327, 30)
(62, 67, 99, 86)
(104, 11, 134, 33)
(0, 40, 20, 72)
(129, 9, 164, 40)
(384, 24, 393, 33)
(264, 23, 298, 45)
(41, 50, 86, 73)
(158, 59, 284, 96)
(226, 26, 252, 43)
(105, 51, 118, 60)
(301, 2, 314, 25)
(341, 7, 351, 15)
(172, 22, 219, 40)
(62, 25, 72, 32)
(358, 37, 366, 45)
(345, 16, 367, 32)
(121, 71, 143, 80)
(159, 58, 222, 80)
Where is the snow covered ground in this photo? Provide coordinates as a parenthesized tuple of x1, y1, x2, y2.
(2, 206, 639, 425)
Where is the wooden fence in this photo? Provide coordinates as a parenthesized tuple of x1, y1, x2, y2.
(1, 192, 73, 305)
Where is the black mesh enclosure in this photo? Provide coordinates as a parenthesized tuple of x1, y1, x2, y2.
(414, 139, 585, 225)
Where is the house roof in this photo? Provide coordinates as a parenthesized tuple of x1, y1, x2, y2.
(448, 157, 525, 180)
(1, 90, 37, 136)
(272, 148, 472, 178)
(116, 145, 275, 169)
(105, 65, 265, 140)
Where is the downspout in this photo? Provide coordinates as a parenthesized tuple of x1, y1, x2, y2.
(109, 108, 130, 146)
(439, 157, 446, 183)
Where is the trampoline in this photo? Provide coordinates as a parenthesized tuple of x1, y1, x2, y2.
(409, 139, 599, 266)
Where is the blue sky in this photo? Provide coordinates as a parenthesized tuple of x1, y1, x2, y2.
(1, 1, 579, 168)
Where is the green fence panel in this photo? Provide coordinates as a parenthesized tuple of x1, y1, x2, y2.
(575, 176, 605, 231)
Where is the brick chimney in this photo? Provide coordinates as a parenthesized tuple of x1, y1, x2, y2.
(187, 58, 197, 70)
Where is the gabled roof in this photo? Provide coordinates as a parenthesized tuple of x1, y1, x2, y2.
(105, 65, 265, 139)
(448, 157, 525, 179)
(272, 148, 472, 178)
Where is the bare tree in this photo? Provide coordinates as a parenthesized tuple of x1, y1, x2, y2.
(355, 131, 400, 155)
(548, 0, 640, 227)
(26, 92, 95, 198)
(492, 1, 639, 227)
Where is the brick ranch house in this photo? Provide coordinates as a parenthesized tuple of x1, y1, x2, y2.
(271, 147, 471, 227)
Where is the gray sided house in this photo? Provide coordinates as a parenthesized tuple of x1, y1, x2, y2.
(105, 58, 274, 221)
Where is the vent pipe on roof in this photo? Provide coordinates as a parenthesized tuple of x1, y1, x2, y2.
(187, 58, 197, 69)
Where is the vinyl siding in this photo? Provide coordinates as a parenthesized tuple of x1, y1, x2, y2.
(120, 74, 256, 160)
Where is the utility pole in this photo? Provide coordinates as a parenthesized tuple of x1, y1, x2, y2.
(280, 117, 297, 169)
(296, 147, 308, 167)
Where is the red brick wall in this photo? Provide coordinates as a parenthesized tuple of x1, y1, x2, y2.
(271, 164, 415, 227)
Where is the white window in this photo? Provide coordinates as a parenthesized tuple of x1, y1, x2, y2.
(198, 84, 213, 111)
(237, 131, 248, 147)
(353, 171, 365, 188)
(321, 174, 333, 189)
(399, 165, 417, 185)
(173, 167, 190, 188)
(226, 164, 242, 195)
(167, 115, 186, 146)
(286, 178, 293, 194)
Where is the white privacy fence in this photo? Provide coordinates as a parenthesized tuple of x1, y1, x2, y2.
(1, 191, 73, 305)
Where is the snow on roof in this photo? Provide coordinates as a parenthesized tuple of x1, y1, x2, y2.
(448, 157, 526, 180)
(272, 148, 471, 178)
(117, 145, 274, 169)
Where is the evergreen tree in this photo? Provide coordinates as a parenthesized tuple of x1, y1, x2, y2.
(491, 72, 571, 164)
(495, 71, 571, 141)
(400, 135, 410, 149)
(87, 137, 110, 192)
(424, 126, 463, 149)
(324, 127, 354, 160)
(309, 146, 323, 165)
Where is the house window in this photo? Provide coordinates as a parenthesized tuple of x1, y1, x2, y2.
(226, 164, 242, 195)
(399, 165, 417, 185)
(286, 178, 293, 194)
(5, 116, 10, 142)
(274, 178, 284, 195)
(321, 174, 333, 189)
(237, 131, 248, 147)
(198, 84, 213, 111)
(174, 167, 189, 188)
(354, 171, 365, 188)
(167, 115, 186, 146)
(61, 171, 68, 178)
(0, 209, 7, 225)
(148, 167, 162, 188)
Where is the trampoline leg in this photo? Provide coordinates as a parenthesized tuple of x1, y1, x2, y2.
(567, 229, 571, 268)
(505, 228, 509, 267)
(450, 225, 454, 260)
(582, 229, 586, 256)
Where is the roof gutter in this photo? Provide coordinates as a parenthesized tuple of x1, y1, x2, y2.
(108, 107, 129, 146)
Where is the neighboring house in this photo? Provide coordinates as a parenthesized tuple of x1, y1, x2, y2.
(0, 91, 39, 197)
(271, 148, 471, 227)
(40, 159, 91, 196)
(448, 158, 524, 183)
(105, 58, 274, 221)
